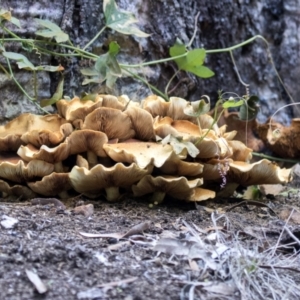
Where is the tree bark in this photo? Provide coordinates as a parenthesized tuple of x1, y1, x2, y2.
(0, 0, 299, 124)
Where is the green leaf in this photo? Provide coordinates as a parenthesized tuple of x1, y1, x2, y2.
(108, 41, 120, 56)
(35, 19, 69, 43)
(238, 95, 260, 121)
(186, 49, 206, 66)
(40, 76, 64, 107)
(169, 39, 186, 69)
(187, 65, 215, 78)
(80, 67, 99, 76)
(3, 52, 36, 70)
(0, 9, 21, 27)
(161, 134, 199, 158)
(81, 93, 98, 101)
(103, 0, 150, 37)
(94, 54, 109, 80)
(10, 17, 21, 28)
(184, 98, 211, 117)
(82, 41, 121, 89)
(169, 39, 214, 78)
(82, 77, 100, 85)
(222, 98, 244, 109)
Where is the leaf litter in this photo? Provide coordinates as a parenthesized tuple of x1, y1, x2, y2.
(1, 179, 300, 299)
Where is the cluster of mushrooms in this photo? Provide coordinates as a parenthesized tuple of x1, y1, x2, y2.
(0, 94, 292, 203)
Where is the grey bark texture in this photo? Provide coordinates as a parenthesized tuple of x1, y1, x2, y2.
(0, 0, 299, 124)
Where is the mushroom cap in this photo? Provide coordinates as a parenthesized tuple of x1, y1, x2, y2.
(219, 111, 265, 152)
(189, 188, 216, 202)
(154, 116, 234, 160)
(228, 140, 253, 162)
(21, 122, 73, 148)
(100, 94, 125, 110)
(103, 141, 203, 176)
(167, 97, 194, 120)
(142, 95, 169, 117)
(124, 106, 156, 140)
(0, 113, 70, 151)
(82, 107, 135, 140)
(0, 154, 54, 183)
(69, 162, 152, 195)
(154, 116, 201, 139)
(159, 153, 203, 176)
(228, 159, 291, 186)
(0, 135, 23, 152)
(56, 96, 103, 122)
(117, 95, 140, 108)
(103, 141, 175, 169)
(132, 175, 203, 200)
(0, 179, 37, 199)
(17, 130, 108, 163)
(202, 158, 292, 186)
(28, 172, 72, 197)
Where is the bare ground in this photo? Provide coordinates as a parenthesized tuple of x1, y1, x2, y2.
(1, 179, 300, 300)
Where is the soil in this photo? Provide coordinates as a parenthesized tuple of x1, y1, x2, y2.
(1, 178, 300, 300)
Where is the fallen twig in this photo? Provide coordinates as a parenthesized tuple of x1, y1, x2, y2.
(31, 198, 66, 210)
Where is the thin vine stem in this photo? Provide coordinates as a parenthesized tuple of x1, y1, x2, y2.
(120, 35, 269, 69)
(82, 26, 107, 51)
(6, 58, 34, 101)
(252, 152, 300, 164)
(122, 67, 167, 100)
(6, 58, 49, 114)
(164, 69, 180, 97)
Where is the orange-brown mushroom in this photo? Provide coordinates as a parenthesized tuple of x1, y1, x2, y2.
(142, 95, 169, 117)
(56, 96, 103, 122)
(0, 179, 37, 199)
(82, 107, 135, 140)
(0, 113, 71, 151)
(69, 163, 152, 201)
(28, 172, 72, 198)
(17, 130, 108, 168)
(219, 110, 265, 152)
(201, 158, 291, 186)
(103, 141, 203, 176)
(124, 106, 156, 140)
(0, 154, 54, 183)
(132, 175, 214, 203)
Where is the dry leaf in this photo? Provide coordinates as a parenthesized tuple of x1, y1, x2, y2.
(279, 208, 300, 224)
(25, 269, 47, 294)
(259, 184, 284, 196)
(72, 204, 94, 217)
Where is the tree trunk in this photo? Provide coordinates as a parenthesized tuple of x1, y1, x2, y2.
(0, 0, 299, 124)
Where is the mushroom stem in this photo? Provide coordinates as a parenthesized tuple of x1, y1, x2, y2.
(54, 162, 64, 172)
(58, 190, 69, 199)
(105, 186, 121, 202)
(87, 151, 98, 168)
(151, 191, 166, 204)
